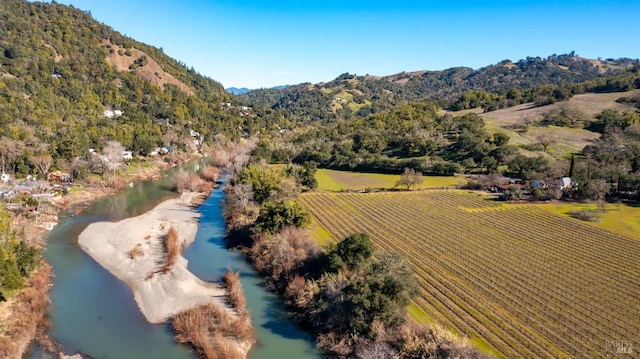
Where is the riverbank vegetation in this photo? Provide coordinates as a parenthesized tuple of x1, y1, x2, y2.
(0, 208, 40, 300)
(160, 226, 180, 274)
(172, 301, 254, 359)
(0, 265, 52, 358)
(172, 259, 254, 359)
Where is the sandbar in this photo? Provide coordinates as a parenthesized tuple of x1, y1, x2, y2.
(78, 192, 229, 323)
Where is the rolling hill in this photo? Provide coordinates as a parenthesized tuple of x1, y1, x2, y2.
(240, 55, 638, 123)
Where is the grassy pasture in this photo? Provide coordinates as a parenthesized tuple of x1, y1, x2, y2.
(536, 201, 640, 241)
(315, 169, 464, 191)
(299, 190, 640, 359)
(453, 90, 640, 156)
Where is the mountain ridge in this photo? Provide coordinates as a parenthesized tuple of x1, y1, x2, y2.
(240, 55, 639, 122)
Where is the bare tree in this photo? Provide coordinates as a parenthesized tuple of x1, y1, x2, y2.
(30, 154, 53, 177)
(536, 134, 556, 153)
(395, 168, 424, 190)
(103, 140, 125, 184)
(354, 342, 398, 359)
(0, 136, 24, 173)
(211, 147, 230, 168)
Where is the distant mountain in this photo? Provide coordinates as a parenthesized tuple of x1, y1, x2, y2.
(240, 55, 639, 122)
(227, 87, 252, 95)
(227, 85, 291, 95)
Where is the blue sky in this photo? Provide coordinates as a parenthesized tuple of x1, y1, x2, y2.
(53, 0, 640, 89)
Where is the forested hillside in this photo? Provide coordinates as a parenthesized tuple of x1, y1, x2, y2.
(241, 54, 639, 122)
(0, 0, 287, 177)
(248, 79, 640, 202)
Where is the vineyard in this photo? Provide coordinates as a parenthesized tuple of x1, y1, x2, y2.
(299, 191, 640, 358)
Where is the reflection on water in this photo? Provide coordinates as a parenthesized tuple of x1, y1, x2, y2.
(29, 162, 319, 359)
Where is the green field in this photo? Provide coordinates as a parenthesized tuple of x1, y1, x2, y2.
(299, 191, 640, 358)
(536, 202, 640, 241)
(315, 169, 464, 191)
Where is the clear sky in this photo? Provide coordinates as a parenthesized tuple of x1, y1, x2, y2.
(52, 0, 640, 89)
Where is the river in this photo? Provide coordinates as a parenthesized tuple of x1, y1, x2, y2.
(27, 160, 320, 359)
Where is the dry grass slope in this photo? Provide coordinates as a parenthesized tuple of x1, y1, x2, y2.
(102, 39, 194, 95)
(299, 191, 640, 359)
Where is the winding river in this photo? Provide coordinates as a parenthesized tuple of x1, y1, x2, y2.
(27, 160, 320, 359)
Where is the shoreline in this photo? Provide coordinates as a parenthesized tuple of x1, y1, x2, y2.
(77, 192, 232, 323)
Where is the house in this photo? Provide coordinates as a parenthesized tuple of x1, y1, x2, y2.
(532, 180, 546, 189)
(1, 173, 10, 183)
(103, 109, 124, 118)
(149, 147, 170, 156)
(48, 171, 71, 183)
(122, 151, 133, 160)
(557, 177, 572, 190)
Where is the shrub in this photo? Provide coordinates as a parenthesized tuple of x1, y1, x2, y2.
(160, 227, 181, 273)
(254, 200, 310, 234)
(172, 302, 254, 359)
(173, 170, 205, 193)
(568, 209, 602, 222)
(200, 165, 221, 182)
(221, 269, 247, 315)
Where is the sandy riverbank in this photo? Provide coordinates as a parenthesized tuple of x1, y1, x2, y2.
(78, 192, 231, 323)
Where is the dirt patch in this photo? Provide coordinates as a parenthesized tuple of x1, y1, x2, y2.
(42, 42, 62, 62)
(101, 40, 193, 96)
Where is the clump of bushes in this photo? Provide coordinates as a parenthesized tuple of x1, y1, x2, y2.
(173, 170, 206, 193)
(568, 208, 602, 222)
(250, 227, 320, 291)
(160, 227, 181, 274)
(200, 165, 221, 182)
(221, 269, 247, 315)
(0, 207, 40, 299)
(0, 265, 51, 358)
(129, 244, 144, 259)
(172, 302, 254, 359)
